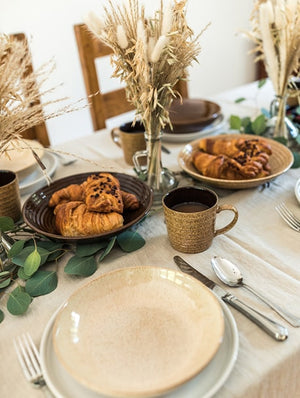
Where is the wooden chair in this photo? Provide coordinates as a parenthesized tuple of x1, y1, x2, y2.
(256, 59, 268, 80)
(74, 23, 188, 131)
(9, 33, 50, 147)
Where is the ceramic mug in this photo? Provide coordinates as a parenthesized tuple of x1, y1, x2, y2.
(0, 170, 22, 222)
(163, 186, 238, 253)
(111, 121, 146, 166)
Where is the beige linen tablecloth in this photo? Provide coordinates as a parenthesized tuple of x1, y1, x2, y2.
(1, 81, 300, 398)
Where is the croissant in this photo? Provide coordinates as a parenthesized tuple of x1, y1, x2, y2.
(81, 173, 123, 213)
(54, 201, 124, 236)
(193, 151, 229, 178)
(198, 137, 272, 158)
(193, 151, 270, 180)
(48, 184, 84, 207)
(121, 190, 140, 210)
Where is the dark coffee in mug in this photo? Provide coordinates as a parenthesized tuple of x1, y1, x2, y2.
(172, 202, 209, 213)
(120, 121, 145, 133)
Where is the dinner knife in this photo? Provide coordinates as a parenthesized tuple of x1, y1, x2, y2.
(173, 256, 288, 341)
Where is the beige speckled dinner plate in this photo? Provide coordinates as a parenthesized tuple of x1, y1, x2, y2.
(52, 266, 224, 398)
(0, 139, 44, 179)
(178, 134, 294, 189)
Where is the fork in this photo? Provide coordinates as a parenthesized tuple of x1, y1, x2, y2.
(14, 333, 54, 397)
(275, 203, 300, 232)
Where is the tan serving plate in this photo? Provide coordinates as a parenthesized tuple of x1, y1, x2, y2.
(178, 134, 294, 189)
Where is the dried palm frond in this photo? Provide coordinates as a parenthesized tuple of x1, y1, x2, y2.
(85, 0, 207, 136)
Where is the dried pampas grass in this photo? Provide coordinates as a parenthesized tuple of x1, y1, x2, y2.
(247, 0, 300, 97)
(85, 0, 206, 136)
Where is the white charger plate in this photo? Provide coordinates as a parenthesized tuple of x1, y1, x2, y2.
(295, 178, 300, 204)
(19, 152, 58, 196)
(162, 115, 226, 143)
(40, 291, 239, 398)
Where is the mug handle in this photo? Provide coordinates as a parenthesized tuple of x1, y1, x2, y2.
(111, 127, 121, 147)
(214, 204, 238, 236)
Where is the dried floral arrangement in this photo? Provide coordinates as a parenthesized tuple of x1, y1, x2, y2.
(0, 34, 77, 157)
(247, 0, 300, 101)
(85, 0, 205, 135)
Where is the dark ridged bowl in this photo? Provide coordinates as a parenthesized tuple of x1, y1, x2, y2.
(22, 172, 153, 243)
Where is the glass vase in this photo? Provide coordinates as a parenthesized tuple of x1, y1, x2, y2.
(133, 127, 177, 207)
(267, 95, 299, 150)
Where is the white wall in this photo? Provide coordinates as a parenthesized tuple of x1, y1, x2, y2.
(0, 0, 255, 146)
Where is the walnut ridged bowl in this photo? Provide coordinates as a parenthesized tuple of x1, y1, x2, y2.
(22, 172, 153, 243)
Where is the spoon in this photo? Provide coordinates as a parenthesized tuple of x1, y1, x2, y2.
(211, 256, 300, 327)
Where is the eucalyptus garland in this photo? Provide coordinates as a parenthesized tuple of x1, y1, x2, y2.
(0, 216, 145, 323)
(229, 79, 300, 168)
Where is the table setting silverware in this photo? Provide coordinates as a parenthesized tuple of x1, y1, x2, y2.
(14, 333, 54, 397)
(174, 256, 288, 341)
(53, 152, 78, 166)
(211, 256, 300, 327)
(275, 202, 300, 231)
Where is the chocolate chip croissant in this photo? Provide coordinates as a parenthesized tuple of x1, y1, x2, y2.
(54, 201, 124, 236)
(81, 173, 123, 213)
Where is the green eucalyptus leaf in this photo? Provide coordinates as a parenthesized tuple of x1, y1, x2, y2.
(0, 278, 11, 289)
(37, 240, 63, 251)
(229, 115, 242, 130)
(24, 250, 41, 276)
(7, 286, 32, 315)
(241, 117, 251, 128)
(0, 217, 14, 232)
(8, 240, 25, 258)
(12, 246, 50, 267)
(18, 267, 31, 280)
(76, 241, 108, 258)
(99, 237, 117, 261)
(25, 270, 58, 297)
(0, 309, 4, 323)
(292, 152, 300, 168)
(295, 134, 300, 144)
(235, 97, 246, 104)
(47, 248, 66, 262)
(251, 114, 266, 135)
(37, 241, 65, 262)
(273, 136, 288, 145)
(117, 230, 145, 252)
(258, 78, 267, 88)
(64, 255, 97, 276)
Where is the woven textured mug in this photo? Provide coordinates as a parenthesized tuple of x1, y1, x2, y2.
(111, 121, 146, 166)
(163, 186, 238, 253)
(0, 170, 21, 222)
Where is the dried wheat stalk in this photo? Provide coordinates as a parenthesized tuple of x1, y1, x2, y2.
(85, 0, 206, 136)
(0, 34, 79, 157)
(247, 0, 300, 98)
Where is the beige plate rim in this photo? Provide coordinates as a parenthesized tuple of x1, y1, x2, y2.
(178, 133, 294, 189)
(52, 266, 225, 398)
(0, 139, 44, 175)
